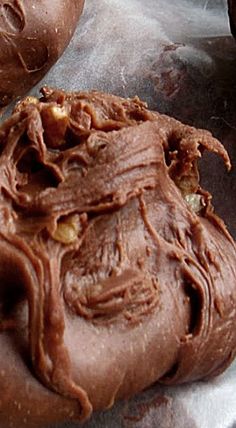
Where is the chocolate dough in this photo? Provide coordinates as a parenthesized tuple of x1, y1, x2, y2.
(0, 88, 236, 428)
(0, 0, 84, 108)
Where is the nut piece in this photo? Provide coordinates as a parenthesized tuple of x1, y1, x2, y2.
(41, 105, 69, 148)
(52, 214, 82, 244)
(185, 193, 205, 213)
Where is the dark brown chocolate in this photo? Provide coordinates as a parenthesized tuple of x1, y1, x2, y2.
(228, 0, 236, 37)
(0, 1, 84, 108)
(0, 88, 236, 428)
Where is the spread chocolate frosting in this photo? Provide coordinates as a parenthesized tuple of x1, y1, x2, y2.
(0, 0, 84, 108)
(0, 88, 236, 427)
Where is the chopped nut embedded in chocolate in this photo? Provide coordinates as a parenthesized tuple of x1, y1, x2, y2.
(52, 214, 82, 244)
(185, 193, 205, 213)
(41, 105, 69, 148)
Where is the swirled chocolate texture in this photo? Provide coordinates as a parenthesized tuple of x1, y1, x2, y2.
(0, 0, 84, 108)
(0, 88, 236, 428)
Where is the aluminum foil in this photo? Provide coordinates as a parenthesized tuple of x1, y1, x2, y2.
(6, 0, 236, 427)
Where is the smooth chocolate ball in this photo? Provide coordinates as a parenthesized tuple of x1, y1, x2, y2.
(0, 0, 84, 107)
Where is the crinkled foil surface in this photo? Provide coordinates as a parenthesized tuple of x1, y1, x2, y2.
(5, 1, 236, 427)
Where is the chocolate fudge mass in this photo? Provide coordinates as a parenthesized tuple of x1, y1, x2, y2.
(0, 88, 236, 428)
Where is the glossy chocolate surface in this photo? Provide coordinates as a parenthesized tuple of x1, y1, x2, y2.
(0, 0, 84, 107)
